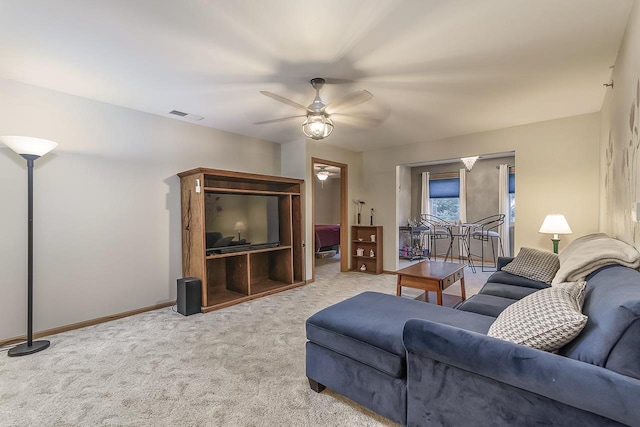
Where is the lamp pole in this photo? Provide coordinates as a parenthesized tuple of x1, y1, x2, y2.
(551, 233, 560, 254)
(8, 154, 50, 356)
(1, 136, 57, 357)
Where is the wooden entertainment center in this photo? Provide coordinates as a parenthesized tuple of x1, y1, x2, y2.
(178, 168, 305, 312)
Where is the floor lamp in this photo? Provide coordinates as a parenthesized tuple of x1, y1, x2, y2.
(1, 136, 57, 357)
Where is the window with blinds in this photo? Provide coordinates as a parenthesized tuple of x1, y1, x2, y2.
(429, 176, 460, 221)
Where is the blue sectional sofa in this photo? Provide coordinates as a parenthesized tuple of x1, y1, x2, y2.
(305, 258, 640, 426)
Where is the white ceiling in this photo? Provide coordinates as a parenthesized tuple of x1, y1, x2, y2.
(0, 0, 632, 152)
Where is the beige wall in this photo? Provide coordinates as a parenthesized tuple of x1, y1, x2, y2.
(397, 165, 412, 228)
(363, 113, 601, 272)
(313, 177, 341, 225)
(600, 0, 640, 247)
(0, 78, 281, 341)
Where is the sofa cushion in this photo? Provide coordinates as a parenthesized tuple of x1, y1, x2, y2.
(485, 271, 550, 290)
(456, 294, 518, 318)
(559, 265, 640, 380)
(501, 247, 560, 285)
(479, 282, 541, 300)
(488, 282, 587, 352)
(306, 291, 495, 378)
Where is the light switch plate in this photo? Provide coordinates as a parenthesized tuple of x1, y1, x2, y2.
(632, 202, 640, 222)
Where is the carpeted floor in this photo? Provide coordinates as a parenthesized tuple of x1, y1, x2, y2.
(0, 257, 491, 426)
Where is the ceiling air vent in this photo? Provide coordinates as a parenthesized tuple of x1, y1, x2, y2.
(169, 110, 204, 121)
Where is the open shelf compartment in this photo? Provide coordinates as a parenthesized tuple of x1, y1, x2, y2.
(206, 255, 249, 305)
(250, 248, 293, 294)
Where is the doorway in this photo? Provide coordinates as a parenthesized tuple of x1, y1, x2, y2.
(311, 158, 348, 280)
(400, 153, 515, 270)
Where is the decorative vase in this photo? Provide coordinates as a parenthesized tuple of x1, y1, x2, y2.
(357, 213, 361, 225)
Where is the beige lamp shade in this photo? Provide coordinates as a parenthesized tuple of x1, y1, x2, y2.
(0, 136, 58, 157)
(539, 214, 572, 238)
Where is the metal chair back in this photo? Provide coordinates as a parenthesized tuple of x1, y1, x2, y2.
(469, 214, 505, 271)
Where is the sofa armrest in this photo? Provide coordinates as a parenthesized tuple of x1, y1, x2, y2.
(496, 256, 514, 271)
(403, 319, 640, 425)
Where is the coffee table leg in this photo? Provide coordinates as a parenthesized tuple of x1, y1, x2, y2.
(460, 276, 466, 301)
(396, 275, 402, 296)
(437, 291, 443, 306)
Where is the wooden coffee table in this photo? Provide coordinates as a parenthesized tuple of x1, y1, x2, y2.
(396, 261, 466, 306)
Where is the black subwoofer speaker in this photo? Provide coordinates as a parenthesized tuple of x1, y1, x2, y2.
(177, 277, 202, 316)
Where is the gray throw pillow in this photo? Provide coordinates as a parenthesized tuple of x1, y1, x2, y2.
(502, 247, 560, 284)
(488, 281, 587, 352)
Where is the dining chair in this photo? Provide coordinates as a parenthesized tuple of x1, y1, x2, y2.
(469, 214, 505, 271)
(419, 214, 451, 261)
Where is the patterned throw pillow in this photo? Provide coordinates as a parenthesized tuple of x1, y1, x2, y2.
(487, 282, 588, 352)
(502, 247, 560, 284)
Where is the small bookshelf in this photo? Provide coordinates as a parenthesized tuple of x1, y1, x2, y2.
(351, 225, 383, 274)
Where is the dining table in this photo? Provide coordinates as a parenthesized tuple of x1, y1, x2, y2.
(438, 222, 479, 273)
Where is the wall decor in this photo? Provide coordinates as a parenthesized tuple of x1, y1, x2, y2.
(604, 78, 640, 246)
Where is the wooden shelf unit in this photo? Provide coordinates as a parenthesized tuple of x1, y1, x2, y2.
(178, 168, 304, 312)
(351, 225, 383, 274)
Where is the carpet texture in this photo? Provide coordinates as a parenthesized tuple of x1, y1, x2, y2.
(0, 259, 490, 426)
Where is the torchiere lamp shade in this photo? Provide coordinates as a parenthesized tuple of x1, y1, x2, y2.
(0, 136, 58, 157)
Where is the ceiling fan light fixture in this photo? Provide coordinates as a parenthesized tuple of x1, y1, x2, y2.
(302, 113, 333, 140)
(316, 170, 330, 181)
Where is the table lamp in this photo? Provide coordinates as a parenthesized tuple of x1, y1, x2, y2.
(234, 221, 246, 240)
(539, 214, 572, 254)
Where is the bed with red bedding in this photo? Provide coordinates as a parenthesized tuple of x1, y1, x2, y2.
(314, 224, 340, 252)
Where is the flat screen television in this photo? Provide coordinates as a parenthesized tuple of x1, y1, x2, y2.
(205, 193, 280, 248)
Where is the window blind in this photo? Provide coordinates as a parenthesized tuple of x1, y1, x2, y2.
(429, 177, 460, 198)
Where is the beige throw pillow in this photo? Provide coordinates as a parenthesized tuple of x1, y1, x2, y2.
(488, 281, 588, 352)
(502, 247, 560, 284)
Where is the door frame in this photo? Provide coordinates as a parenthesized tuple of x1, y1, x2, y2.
(311, 157, 348, 280)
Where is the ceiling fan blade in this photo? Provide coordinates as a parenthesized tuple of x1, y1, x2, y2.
(322, 78, 355, 85)
(260, 91, 309, 112)
(325, 90, 373, 114)
(330, 113, 383, 127)
(254, 115, 306, 125)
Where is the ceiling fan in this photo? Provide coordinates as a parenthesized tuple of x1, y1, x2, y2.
(315, 165, 335, 188)
(315, 165, 331, 181)
(255, 77, 373, 140)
